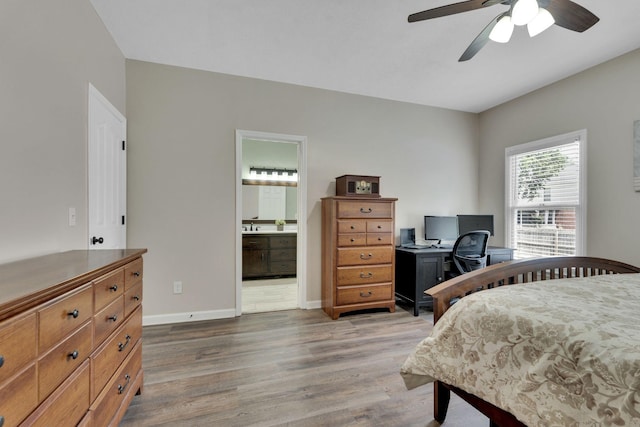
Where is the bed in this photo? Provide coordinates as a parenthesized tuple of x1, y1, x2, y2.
(400, 256, 640, 427)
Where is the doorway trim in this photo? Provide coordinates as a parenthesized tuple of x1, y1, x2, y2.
(235, 129, 308, 316)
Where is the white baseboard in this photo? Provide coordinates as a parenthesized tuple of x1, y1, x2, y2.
(143, 309, 236, 326)
(143, 302, 323, 326)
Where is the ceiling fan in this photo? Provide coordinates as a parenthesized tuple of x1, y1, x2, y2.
(408, 0, 599, 61)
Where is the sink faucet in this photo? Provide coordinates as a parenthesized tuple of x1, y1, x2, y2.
(250, 222, 253, 231)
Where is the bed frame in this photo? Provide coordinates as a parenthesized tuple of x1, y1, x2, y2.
(425, 256, 640, 427)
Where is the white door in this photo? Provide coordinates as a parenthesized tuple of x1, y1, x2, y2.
(258, 186, 286, 219)
(88, 84, 127, 249)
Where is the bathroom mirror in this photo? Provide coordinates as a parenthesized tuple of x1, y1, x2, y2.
(242, 184, 297, 221)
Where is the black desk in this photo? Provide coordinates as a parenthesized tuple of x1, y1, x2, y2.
(395, 246, 514, 316)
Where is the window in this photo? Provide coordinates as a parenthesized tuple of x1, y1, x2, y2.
(505, 130, 586, 258)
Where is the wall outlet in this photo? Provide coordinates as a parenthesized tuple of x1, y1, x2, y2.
(173, 281, 183, 294)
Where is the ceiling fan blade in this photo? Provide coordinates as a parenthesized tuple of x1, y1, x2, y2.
(409, 0, 488, 22)
(459, 13, 505, 61)
(482, 0, 511, 6)
(538, 0, 599, 32)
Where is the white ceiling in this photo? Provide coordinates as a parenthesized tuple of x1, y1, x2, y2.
(89, 0, 640, 113)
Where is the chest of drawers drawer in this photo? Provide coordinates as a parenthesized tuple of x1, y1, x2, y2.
(38, 320, 93, 401)
(337, 246, 394, 266)
(0, 312, 36, 385)
(38, 285, 92, 353)
(94, 268, 124, 312)
(336, 283, 393, 305)
(0, 364, 37, 427)
(94, 296, 125, 345)
(337, 265, 393, 286)
(336, 200, 393, 218)
(124, 281, 143, 318)
(124, 258, 143, 289)
(91, 306, 142, 401)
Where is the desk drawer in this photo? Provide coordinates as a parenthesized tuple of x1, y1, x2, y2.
(0, 312, 36, 384)
(336, 283, 393, 305)
(337, 265, 393, 286)
(337, 201, 393, 219)
(38, 321, 93, 401)
(0, 364, 37, 427)
(38, 285, 92, 354)
(337, 247, 393, 266)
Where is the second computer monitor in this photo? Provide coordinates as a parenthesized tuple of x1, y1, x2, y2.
(457, 214, 494, 236)
(424, 216, 458, 242)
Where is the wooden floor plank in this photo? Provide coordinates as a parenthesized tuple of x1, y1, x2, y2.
(120, 307, 488, 426)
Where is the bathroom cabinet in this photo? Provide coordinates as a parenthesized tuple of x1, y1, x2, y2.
(242, 233, 296, 279)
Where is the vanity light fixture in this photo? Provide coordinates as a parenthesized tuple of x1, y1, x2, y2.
(246, 167, 298, 185)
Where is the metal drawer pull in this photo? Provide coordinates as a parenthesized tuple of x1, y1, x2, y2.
(360, 272, 373, 278)
(350, 238, 355, 242)
(118, 334, 132, 352)
(360, 253, 373, 260)
(117, 374, 131, 394)
(109, 284, 118, 292)
(133, 271, 141, 277)
(108, 314, 118, 322)
(350, 225, 355, 229)
(67, 309, 79, 318)
(68, 350, 79, 360)
(0, 355, 4, 368)
(360, 291, 373, 297)
(133, 295, 141, 301)
(360, 208, 372, 213)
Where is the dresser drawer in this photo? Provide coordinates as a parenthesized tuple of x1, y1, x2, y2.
(38, 285, 92, 354)
(337, 220, 366, 233)
(337, 265, 393, 286)
(90, 341, 142, 427)
(24, 360, 90, 427)
(94, 296, 125, 345)
(336, 247, 394, 266)
(0, 364, 37, 427)
(94, 268, 125, 313)
(124, 258, 143, 290)
(91, 306, 142, 401)
(337, 234, 366, 247)
(337, 201, 393, 219)
(0, 312, 36, 384)
(366, 233, 393, 246)
(366, 220, 392, 233)
(124, 282, 143, 318)
(38, 321, 93, 401)
(336, 283, 393, 305)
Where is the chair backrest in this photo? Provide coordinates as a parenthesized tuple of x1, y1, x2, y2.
(452, 230, 491, 274)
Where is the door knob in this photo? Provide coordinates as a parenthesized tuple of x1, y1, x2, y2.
(92, 236, 104, 245)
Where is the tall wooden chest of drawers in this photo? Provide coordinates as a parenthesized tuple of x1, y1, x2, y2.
(0, 249, 146, 427)
(321, 196, 397, 319)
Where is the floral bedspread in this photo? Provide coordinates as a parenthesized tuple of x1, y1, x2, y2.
(401, 273, 640, 426)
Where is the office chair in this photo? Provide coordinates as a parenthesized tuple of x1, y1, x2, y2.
(449, 230, 491, 278)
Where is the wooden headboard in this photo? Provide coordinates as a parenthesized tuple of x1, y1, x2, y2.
(426, 256, 640, 323)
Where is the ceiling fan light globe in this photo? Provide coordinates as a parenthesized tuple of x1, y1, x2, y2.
(527, 8, 555, 37)
(489, 16, 515, 43)
(512, 0, 539, 26)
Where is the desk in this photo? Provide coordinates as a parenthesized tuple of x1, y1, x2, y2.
(395, 246, 514, 316)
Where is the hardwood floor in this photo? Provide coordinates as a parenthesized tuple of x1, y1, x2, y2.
(120, 306, 488, 426)
(242, 278, 298, 313)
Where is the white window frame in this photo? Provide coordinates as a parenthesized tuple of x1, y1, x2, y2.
(505, 130, 587, 257)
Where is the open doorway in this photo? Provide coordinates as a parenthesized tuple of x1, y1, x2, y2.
(235, 130, 307, 316)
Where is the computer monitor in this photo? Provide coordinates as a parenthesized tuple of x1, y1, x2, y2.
(424, 216, 458, 243)
(457, 214, 494, 236)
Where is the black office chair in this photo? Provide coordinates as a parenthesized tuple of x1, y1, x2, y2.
(449, 230, 491, 278)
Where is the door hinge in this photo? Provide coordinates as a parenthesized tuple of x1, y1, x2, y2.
(122, 140, 126, 151)
(122, 215, 125, 225)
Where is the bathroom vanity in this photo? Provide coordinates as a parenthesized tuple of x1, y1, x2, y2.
(242, 232, 297, 280)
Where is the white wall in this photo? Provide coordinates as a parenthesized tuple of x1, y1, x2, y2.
(0, 0, 126, 262)
(125, 60, 480, 319)
(479, 48, 640, 266)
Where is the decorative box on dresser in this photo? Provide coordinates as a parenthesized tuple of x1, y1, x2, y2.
(321, 196, 397, 319)
(0, 249, 146, 427)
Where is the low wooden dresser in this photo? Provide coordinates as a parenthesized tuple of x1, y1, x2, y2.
(321, 196, 397, 319)
(0, 249, 146, 427)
